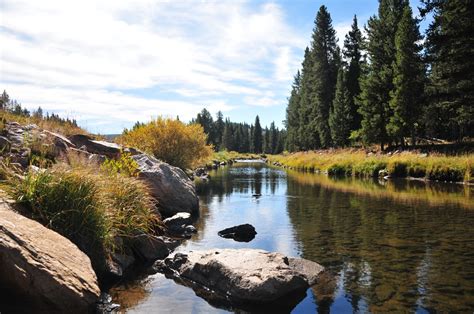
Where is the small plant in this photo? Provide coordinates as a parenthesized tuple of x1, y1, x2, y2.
(101, 152, 139, 177)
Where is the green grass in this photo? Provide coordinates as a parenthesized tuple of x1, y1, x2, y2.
(268, 150, 473, 183)
(9, 159, 160, 277)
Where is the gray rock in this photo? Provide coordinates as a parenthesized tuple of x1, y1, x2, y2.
(155, 249, 325, 305)
(0, 198, 100, 312)
(69, 134, 121, 158)
(132, 234, 170, 262)
(131, 154, 199, 216)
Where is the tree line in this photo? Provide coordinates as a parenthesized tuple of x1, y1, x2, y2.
(1, 90, 79, 127)
(192, 108, 286, 154)
(285, 0, 473, 152)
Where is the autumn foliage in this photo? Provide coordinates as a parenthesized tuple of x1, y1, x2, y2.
(118, 117, 213, 169)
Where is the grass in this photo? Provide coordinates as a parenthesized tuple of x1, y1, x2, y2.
(268, 149, 473, 183)
(7, 155, 160, 278)
(203, 150, 263, 167)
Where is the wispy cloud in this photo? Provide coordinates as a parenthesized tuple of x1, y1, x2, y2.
(0, 0, 304, 133)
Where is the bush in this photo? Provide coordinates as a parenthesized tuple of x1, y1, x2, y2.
(118, 117, 213, 169)
(407, 162, 426, 178)
(387, 161, 408, 177)
(427, 163, 465, 182)
(353, 160, 387, 177)
(101, 152, 139, 177)
(328, 163, 352, 176)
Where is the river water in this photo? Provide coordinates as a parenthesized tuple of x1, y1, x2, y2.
(112, 161, 474, 313)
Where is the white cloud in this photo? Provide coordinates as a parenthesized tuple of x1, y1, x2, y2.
(334, 21, 352, 48)
(0, 0, 304, 132)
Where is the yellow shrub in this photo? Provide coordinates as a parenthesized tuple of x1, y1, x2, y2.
(118, 117, 213, 169)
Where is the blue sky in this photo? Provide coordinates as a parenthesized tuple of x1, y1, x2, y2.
(0, 0, 427, 134)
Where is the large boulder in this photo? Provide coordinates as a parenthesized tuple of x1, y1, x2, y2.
(155, 249, 325, 310)
(218, 223, 257, 242)
(0, 198, 100, 312)
(131, 154, 199, 216)
(69, 134, 122, 158)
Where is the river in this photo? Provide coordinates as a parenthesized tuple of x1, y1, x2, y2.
(111, 161, 474, 313)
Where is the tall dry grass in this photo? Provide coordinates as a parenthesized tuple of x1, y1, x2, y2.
(268, 149, 473, 183)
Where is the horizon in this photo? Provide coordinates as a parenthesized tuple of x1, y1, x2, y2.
(0, 0, 428, 134)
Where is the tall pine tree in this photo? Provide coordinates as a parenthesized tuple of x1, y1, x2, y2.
(343, 15, 364, 132)
(285, 71, 301, 152)
(330, 67, 353, 147)
(311, 5, 339, 148)
(422, 0, 474, 140)
(253, 116, 263, 153)
(359, 0, 407, 150)
(388, 5, 425, 146)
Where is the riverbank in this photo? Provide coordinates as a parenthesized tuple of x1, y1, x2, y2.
(267, 149, 473, 183)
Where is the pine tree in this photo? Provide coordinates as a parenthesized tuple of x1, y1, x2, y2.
(359, 0, 407, 150)
(298, 47, 318, 150)
(253, 116, 263, 153)
(330, 67, 353, 147)
(422, 0, 474, 140)
(0, 90, 9, 110)
(263, 127, 271, 154)
(222, 119, 234, 151)
(285, 71, 301, 152)
(311, 5, 339, 148)
(269, 122, 278, 154)
(214, 111, 225, 149)
(195, 108, 214, 145)
(387, 5, 425, 146)
(343, 15, 364, 132)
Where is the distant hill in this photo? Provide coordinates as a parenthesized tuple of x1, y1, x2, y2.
(102, 134, 120, 141)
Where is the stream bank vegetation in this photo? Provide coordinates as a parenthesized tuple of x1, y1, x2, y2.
(268, 150, 473, 184)
(2, 150, 161, 278)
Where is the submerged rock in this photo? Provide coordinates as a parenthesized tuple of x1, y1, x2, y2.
(218, 223, 257, 242)
(0, 198, 100, 312)
(131, 154, 199, 216)
(154, 249, 325, 310)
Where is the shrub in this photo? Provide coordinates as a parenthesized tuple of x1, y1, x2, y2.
(427, 163, 465, 182)
(101, 152, 139, 177)
(353, 160, 387, 177)
(387, 161, 408, 177)
(118, 117, 213, 169)
(407, 162, 426, 178)
(328, 163, 352, 176)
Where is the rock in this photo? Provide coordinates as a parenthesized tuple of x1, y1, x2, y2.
(131, 154, 199, 216)
(43, 130, 76, 156)
(378, 169, 389, 177)
(132, 234, 170, 262)
(0, 198, 100, 312)
(163, 212, 193, 228)
(69, 134, 121, 158)
(107, 253, 136, 278)
(0, 136, 11, 152)
(375, 284, 395, 302)
(218, 224, 257, 242)
(195, 167, 206, 177)
(155, 249, 325, 308)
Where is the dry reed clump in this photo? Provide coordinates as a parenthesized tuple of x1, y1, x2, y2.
(11, 153, 160, 274)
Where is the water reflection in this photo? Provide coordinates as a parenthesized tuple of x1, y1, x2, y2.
(113, 162, 474, 313)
